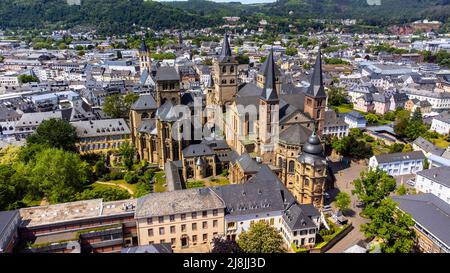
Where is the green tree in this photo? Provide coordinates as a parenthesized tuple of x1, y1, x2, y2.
(18, 74, 39, 83)
(327, 87, 347, 107)
(365, 113, 380, 125)
(285, 47, 298, 56)
(423, 158, 430, 170)
(394, 109, 411, 137)
(119, 143, 135, 171)
(27, 118, 78, 151)
(237, 221, 285, 253)
(402, 144, 413, 153)
(103, 93, 139, 118)
(361, 198, 415, 253)
(335, 192, 351, 214)
(396, 184, 407, 196)
(30, 148, 91, 203)
(352, 169, 397, 217)
(75, 187, 130, 202)
(389, 143, 405, 153)
(94, 158, 108, 179)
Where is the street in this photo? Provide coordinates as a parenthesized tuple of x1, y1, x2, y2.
(326, 159, 370, 253)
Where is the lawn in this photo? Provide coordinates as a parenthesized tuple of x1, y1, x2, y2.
(430, 136, 450, 149)
(332, 104, 353, 114)
(205, 177, 230, 187)
(154, 171, 167, 193)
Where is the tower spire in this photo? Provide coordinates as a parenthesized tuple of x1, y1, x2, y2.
(307, 46, 326, 98)
(219, 32, 232, 60)
(260, 47, 279, 102)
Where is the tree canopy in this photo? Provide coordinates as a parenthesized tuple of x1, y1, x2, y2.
(27, 118, 78, 151)
(103, 93, 139, 118)
(352, 169, 397, 217)
(237, 221, 285, 253)
(361, 198, 415, 253)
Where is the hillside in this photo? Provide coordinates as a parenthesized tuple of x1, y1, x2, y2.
(0, 0, 449, 34)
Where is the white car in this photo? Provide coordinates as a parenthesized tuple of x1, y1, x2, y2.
(406, 180, 415, 187)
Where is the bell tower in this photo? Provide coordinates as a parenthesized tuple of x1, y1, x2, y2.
(213, 33, 238, 107)
(304, 48, 327, 136)
(139, 39, 151, 73)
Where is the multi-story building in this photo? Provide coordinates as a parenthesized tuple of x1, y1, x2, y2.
(0, 210, 20, 253)
(430, 111, 450, 135)
(71, 119, 131, 154)
(343, 111, 367, 129)
(369, 151, 426, 176)
(135, 188, 225, 252)
(415, 167, 450, 204)
(403, 88, 450, 111)
(322, 110, 349, 138)
(393, 194, 450, 253)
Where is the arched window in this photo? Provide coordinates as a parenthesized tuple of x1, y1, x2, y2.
(278, 157, 283, 168)
(222, 66, 226, 73)
(288, 161, 295, 173)
(230, 66, 235, 73)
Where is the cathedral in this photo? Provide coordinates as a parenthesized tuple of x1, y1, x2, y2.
(130, 34, 330, 208)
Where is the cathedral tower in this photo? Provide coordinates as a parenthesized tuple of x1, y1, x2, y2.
(213, 33, 238, 107)
(304, 48, 327, 136)
(139, 39, 151, 73)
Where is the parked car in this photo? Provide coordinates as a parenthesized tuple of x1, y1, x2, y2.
(324, 192, 331, 199)
(323, 205, 332, 212)
(406, 179, 415, 187)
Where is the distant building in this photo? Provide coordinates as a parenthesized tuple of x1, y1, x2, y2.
(344, 111, 367, 129)
(430, 111, 450, 135)
(369, 151, 426, 176)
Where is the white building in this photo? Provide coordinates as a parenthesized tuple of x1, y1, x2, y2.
(369, 151, 426, 176)
(403, 88, 450, 111)
(431, 112, 450, 135)
(415, 167, 450, 204)
(344, 111, 367, 129)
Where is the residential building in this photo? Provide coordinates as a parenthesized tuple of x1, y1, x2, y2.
(344, 111, 367, 129)
(393, 194, 450, 253)
(369, 151, 426, 176)
(415, 167, 450, 204)
(322, 110, 349, 138)
(430, 111, 450, 135)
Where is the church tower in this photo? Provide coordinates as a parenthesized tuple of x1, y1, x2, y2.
(256, 49, 283, 94)
(258, 48, 279, 163)
(304, 48, 327, 136)
(139, 39, 151, 73)
(295, 128, 327, 208)
(213, 33, 238, 107)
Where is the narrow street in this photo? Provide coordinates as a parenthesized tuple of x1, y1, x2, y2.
(326, 159, 370, 253)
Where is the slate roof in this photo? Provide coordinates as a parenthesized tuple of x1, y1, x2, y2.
(211, 165, 292, 216)
(392, 194, 450, 248)
(234, 153, 260, 173)
(137, 119, 156, 134)
(121, 243, 172, 253)
(131, 94, 158, 111)
(156, 101, 178, 121)
(283, 203, 318, 230)
(0, 210, 19, 246)
(154, 66, 180, 82)
(182, 143, 215, 158)
(374, 151, 425, 164)
(71, 119, 131, 138)
(279, 123, 312, 146)
(433, 111, 450, 124)
(259, 48, 279, 102)
(218, 33, 234, 63)
(135, 188, 225, 219)
(324, 110, 347, 128)
(416, 166, 450, 188)
(165, 161, 184, 192)
(412, 137, 439, 153)
(306, 48, 326, 98)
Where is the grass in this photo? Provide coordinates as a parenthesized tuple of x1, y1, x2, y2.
(93, 179, 137, 195)
(430, 136, 450, 149)
(187, 180, 206, 189)
(154, 171, 167, 193)
(332, 104, 353, 114)
(205, 177, 230, 187)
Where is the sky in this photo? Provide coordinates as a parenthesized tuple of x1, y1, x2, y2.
(155, 0, 277, 3)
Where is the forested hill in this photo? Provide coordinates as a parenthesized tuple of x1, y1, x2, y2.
(0, 0, 449, 34)
(0, 0, 215, 34)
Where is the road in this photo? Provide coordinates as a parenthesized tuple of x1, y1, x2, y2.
(326, 159, 370, 253)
